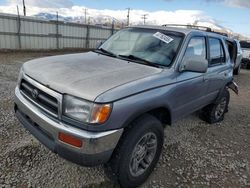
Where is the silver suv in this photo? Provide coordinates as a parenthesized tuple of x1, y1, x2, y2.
(233, 39, 243, 75)
(15, 25, 238, 187)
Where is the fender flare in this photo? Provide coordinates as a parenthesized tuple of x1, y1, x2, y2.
(215, 80, 238, 103)
(121, 105, 172, 129)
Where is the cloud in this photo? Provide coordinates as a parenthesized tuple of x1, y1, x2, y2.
(0, 3, 207, 24)
(206, 0, 250, 8)
(0, 3, 237, 35)
(8, 0, 73, 8)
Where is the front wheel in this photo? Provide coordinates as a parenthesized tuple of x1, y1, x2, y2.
(106, 114, 164, 188)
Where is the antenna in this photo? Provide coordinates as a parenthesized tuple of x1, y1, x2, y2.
(141, 14, 148, 25)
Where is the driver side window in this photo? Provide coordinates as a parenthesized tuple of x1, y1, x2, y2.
(185, 37, 207, 59)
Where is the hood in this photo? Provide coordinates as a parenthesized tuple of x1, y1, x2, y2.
(23, 52, 162, 102)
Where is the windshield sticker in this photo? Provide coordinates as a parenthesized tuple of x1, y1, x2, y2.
(153, 32, 173, 44)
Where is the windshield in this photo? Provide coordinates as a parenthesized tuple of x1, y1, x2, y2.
(99, 28, 183, 67)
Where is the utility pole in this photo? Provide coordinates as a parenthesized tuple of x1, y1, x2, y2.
(22, 0, 26, 16)
(17, 5, 21, 49)
(56, 12, 59, 49)
(88, 17, 91, 25)
(126, 8, 130, 26)
(141, 14, 148, 25)
(17, 5, 20, 16)
(84, 8, 88, 24)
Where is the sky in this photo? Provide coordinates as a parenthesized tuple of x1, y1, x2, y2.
(0, 0, 250, 37)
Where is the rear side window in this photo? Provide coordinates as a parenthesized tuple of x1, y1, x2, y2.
(209, 38, 225, 65)
(185, 37, 206, 59)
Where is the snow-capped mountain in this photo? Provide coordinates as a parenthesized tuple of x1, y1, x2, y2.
(34, 12, 125, 26)
(34, 12, 228, 30)
(34, 13, 72, 22)
(33, 12, 236, 37)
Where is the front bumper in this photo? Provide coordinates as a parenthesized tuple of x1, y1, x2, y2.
(14, 87, 123, 166)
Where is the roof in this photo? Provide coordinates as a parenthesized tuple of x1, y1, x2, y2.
(129, 25, 228, 38)
(130, 25, 193, 35)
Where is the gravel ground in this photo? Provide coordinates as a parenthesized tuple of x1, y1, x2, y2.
(0, 52, 249, 188)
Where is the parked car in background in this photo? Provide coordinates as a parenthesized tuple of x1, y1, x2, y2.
(233, 40, 243, 75)
(15, 25, 238, 188)
(240, 40, 250, 69)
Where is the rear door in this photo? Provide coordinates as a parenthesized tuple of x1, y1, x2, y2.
(205, 37, 231, 100)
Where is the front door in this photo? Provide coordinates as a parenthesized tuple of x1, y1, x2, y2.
(173, 36, 209, 120)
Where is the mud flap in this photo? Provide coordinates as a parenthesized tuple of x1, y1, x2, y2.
(227, 81, 239, 95)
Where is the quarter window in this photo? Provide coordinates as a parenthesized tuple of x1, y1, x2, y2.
(209, 38, 225, 65)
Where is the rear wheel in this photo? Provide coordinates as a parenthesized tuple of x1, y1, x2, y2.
(105, 114, 164, 188)
(200, 89, 230, 124)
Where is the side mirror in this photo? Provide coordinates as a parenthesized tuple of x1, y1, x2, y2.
(180, 56, 208, 73)
(96, 40, 104, 49)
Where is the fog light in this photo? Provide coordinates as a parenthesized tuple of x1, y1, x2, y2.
(58, 132, 83, 148)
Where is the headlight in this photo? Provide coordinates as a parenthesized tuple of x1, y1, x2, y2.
(63, 95, 112, 124)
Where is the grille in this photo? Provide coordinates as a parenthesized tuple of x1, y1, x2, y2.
(20, 79, 58, 116)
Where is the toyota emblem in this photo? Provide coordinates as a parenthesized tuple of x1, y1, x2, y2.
(32, 89, 39, 99)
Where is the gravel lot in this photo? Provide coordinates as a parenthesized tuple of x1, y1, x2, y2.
(0, 52, 249, 188)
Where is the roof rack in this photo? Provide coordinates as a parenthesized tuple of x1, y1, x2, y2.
(162, 24, 228, 37)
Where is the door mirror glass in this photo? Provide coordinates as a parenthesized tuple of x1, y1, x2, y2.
(180, 56, 208, 73)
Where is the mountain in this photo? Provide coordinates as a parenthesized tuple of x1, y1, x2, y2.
(33, 12, 226, 29)
(34, 12, 122, 26)
(34, 13, 72, 22)
(33, 12, 246, 39)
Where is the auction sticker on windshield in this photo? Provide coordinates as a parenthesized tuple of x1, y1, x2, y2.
(153, 32, 173, 44)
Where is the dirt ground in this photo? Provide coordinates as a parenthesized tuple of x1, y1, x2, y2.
(0, 52, 249, 188)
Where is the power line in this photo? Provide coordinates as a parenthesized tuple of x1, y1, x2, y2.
(141, 14, 148, 25)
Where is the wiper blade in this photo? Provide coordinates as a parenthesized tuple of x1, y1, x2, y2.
(118, 54, 160, 68)
(93, 48, 117, 57)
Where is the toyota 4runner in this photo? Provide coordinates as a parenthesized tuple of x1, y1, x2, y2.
(14, 25, 238, 187)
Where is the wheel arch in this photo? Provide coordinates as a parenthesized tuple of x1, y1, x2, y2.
(122, 106, 172, 130)
(215, 81, 233, 103)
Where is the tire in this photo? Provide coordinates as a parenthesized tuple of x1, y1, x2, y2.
(105, 114, 164, 188)
(233, 64, 241, 75)
(200, 89, 230, 124)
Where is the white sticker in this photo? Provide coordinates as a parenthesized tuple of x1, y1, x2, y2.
(153, 32, 173, 44)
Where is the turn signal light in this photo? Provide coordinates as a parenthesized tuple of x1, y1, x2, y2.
(58, 132, 83, 148)
(91, 104, 111, 123)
